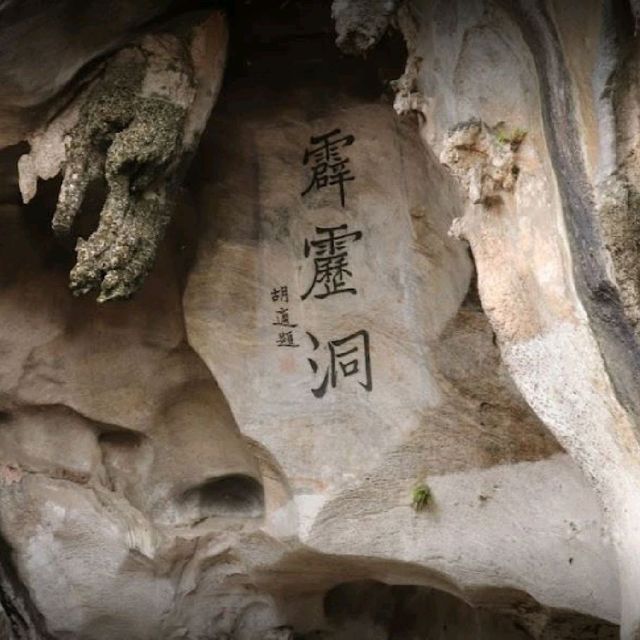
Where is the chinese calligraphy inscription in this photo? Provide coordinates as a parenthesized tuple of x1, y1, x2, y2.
(301, 129, 355, 207)
(301, 224, 362, 300)
(307, 330, 372, 398)
(271, 285, 299, 348)
(268, 124, 373, 396)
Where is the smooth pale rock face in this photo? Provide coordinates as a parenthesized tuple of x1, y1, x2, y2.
(391, 1, 640, 637)
(180, 13, 618, 635)
(0, 203, 267, 639)
(0, 1, 637, 639)
(186, 102, 471, 493)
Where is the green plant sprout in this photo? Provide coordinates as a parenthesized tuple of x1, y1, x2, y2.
(411, 483, 432, 512)
(496, 126, 527, 148)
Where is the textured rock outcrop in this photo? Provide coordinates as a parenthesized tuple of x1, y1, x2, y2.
(16, 10, 227, 301)
(2, 1, 640, 639)
(386, 1, 640, 637)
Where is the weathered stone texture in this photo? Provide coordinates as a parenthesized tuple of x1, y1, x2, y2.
(2, 1, 640, 639)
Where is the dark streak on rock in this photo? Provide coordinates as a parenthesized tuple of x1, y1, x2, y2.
(497, 0, 640, 430)
(0, 535, 56, 639)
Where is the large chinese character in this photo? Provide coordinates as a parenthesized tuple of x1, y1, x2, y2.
(307, 330, 372, 398)
(301, 224, 362, 300)
(301, 129, 355, 207)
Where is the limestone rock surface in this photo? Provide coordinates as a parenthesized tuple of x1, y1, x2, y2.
(1, 1, 640, 640)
